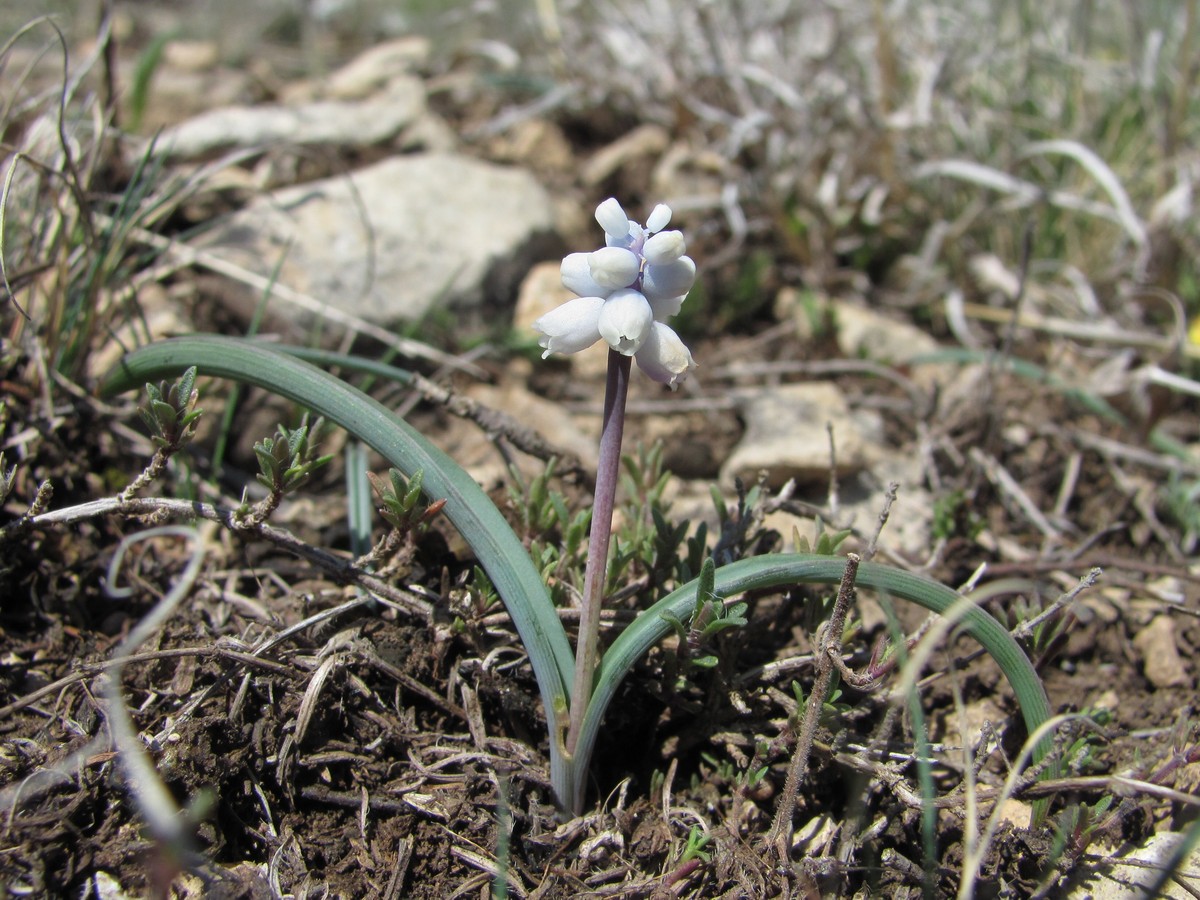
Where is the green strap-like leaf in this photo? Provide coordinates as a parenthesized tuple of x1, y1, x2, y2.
(100, 336, 577, 755)
(575, 553, 1055, 821)
(101, 337, 1055, 823)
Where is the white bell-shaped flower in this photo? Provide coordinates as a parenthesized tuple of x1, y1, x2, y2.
(533, 296, 605, 357)
(533, 197, 698, 388)
(647, 292, 685, 322)
(635, 321, 696, 387)
(597, 289, 653, 355)
(588, 247, 640, 291)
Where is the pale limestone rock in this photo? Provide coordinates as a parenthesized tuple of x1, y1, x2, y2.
(721, 383, 875, 489)
(89, 284, 191, 380)
(995, 799, 1032, 830)
(1066, 833, 1200, 898)
(833, 452, 935, 559)
(513, 261, 573, 335)
(326, 37, 431, 99)
(758, 453, 934, 560)
(448, 382, 599, 489)
(152, 77, 426, 160)
(1132, 615, 1191, 688)
(194, 153, 555, 326)
(778, 288, 940, 365)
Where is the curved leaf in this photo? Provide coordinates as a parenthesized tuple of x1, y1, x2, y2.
(100, 336, 577, 786)
(575, 553, 1055, 820)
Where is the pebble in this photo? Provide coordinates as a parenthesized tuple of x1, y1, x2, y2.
(1132, 615, 1191, 688)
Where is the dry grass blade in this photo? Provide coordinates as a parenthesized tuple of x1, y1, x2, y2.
(1020, 139, 1148, 249)
(293, 652, 349, 746)
(99, 526, 207, 862)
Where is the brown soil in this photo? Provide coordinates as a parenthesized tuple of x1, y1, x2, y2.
(2, 9, 1198, 899)
(3, 325, 1198, 899)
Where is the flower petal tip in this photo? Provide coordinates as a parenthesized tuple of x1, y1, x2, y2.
(595, 198, 630, 240)
(646, 203, 672, 233)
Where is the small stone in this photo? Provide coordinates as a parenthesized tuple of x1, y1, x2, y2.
(1132, 616, 1190, 688)
(513, 261, 574, 335)
(91, 871, 135, 900)
(969, 253, 1023, 299)
(778, 289, 939, 365)
(933, 696, 1006, 757)
(326, 37, 431, 100)
(487, 119, 575, 176)
(995, 799, 1031, 830)
(720, 383, 874, 489)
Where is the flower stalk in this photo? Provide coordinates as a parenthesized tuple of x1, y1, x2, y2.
(566, 350, 630, 769)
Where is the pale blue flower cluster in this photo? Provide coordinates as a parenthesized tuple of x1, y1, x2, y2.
(533, 198, 697, 388)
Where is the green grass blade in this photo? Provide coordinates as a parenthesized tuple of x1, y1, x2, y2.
(345, 440, 373, 560)
(579, 553, 1054, 822)
(99, 335, 577, 752)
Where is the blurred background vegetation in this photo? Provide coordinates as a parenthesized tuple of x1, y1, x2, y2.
(4, 0, 1197, 379)
(8, 1, 1194, 319)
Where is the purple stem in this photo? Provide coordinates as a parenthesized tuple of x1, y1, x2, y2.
(566, 349, 632, 760)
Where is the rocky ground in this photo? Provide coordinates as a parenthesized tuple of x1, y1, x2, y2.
(1, 4, 1199, 898)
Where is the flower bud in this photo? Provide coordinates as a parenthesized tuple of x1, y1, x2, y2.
(588, 247, 640, 290)
(642, 230, 686, 265)
(645, 204, 672, 233)
(595, 198, 631, 240)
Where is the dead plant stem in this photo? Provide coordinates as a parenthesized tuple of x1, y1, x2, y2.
(7, 494, 434, 619)
(767, 553, 861, 860)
